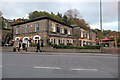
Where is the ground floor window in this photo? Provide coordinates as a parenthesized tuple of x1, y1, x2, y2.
(49, 38, 73, 45)
(33, 35, 41, 43)
(23, 37, 29, 47)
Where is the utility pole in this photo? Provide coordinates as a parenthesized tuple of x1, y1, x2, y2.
(100, 0, 103, 53)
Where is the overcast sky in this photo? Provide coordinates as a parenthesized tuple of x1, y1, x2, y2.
(0, 0, 119, 31)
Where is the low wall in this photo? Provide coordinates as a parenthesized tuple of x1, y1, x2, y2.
(102, 47, 120, 54)
(2, 47, 101, 53)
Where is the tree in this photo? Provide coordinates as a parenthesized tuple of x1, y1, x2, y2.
(13, 18, 28, 24)
(65, 9, 81, 19)
(0, 11, 2, 17)
(57, 12, 62, 18)
(103, 30, 111, 36)
(68, 19, 76, 25)
(1, 17, 5, 28)
(29, 11, 40, 19)
(28, 11, 63, 22)
(74, 18, 90, 29)
(62, 15, 68, 24)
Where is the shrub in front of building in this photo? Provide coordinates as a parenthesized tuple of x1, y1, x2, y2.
(29, 43, 37, 47)
(84, 45, 101, 49)
(52, 44, 101, 49)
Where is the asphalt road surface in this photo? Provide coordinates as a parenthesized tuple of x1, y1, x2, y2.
(2, 52, 118, 78)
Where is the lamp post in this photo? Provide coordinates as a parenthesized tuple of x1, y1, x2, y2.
(100, 0, 103, 53)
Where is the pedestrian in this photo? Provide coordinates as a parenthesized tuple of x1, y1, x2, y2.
(22, 42, 26, 51)
(16, 41, 19, 51)
(13, 41, 16, 52)
(40, 40, 44, 52)
(36, 40, 41, 52)
(18, 42, 21, 51)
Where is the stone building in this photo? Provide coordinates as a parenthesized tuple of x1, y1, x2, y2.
(72, 25, 96, 46)
(12, 16, 96, 47)
(2, 17, 14, 46)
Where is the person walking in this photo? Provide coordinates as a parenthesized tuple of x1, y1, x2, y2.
(18, 42, 21, 51)
(40, 40, 44, 52)
(36, 40, 41, 52)
(22, 42, 26, 51)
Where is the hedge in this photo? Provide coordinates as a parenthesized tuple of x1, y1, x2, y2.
(29, 43, 37, 47)
(51, 44, 101, 49)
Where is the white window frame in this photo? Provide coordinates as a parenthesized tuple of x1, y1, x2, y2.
(35, 23, 39, 32)
(23, 37, 30, 47)
(61, 26, 64, 34)
(52, 23, 55, 32)
(87, 33, 89, 39)
(25, 25, 28, 33)
(84, 32, 87, 38)
(16, 26, 19, 34)
(5, 22, 8, 28)
(81, 31, 83, 38)
(33, 35, 41, 43)
(67, 28, 70, 35)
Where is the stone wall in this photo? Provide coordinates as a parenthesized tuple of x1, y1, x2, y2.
(102, 47, 120, 54)
(2, 47, 101, 53)
(13, 19, 48, 45)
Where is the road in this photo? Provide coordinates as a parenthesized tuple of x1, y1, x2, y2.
(2, 52, 118, 78)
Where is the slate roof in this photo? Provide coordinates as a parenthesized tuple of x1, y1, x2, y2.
(11, 16, 72, 28)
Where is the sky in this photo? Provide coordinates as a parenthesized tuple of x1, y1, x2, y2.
(0, 0, 119, 31)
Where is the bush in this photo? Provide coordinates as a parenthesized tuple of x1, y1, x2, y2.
(67, 43, 73, 45)
(29, 43, 37, 47)
(52, 44, 101, 49)
(51, 44, 57, 48)
(84, 45, 101, 49)
(48, 42, 52, 45)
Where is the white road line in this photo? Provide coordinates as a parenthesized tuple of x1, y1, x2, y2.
(0, 65, 2, 68)
(34, 66, 60, 69)
(34, 66, 98, 71)
(70, 68, 98, 71)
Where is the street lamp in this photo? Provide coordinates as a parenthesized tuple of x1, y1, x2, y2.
(100, 0, 103, 53)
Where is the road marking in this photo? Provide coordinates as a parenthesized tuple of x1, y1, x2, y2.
(0, 65, 2, 68)
(70, 68, 98, 71)
(34, 66, 98, 71)
(34, 66, 60, 69)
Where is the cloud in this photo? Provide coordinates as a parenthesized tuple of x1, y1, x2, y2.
(1, 2, 118, 31)
(90, 21, 118, 31)
(1, 0, 120, 2)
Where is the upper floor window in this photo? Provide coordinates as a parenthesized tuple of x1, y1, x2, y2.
(5, 22, 8, 28)
(81, 31, 83, 38)
(25, 25, 29, 33)
(64, 28, 67, 34)
(35, 23, 39, 32)
(67, 28, 71, 35)
(84, 32, 87, 38)
(16, 26, 19, 34)
(87, 33, 89, 39)
(52, 23, 56, 32)
(61, 26, 64, 34)
(56, 24, 60, 33)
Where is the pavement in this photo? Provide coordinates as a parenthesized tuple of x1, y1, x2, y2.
(2, 52, 118, 78)
(2, 51, 119, 57)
